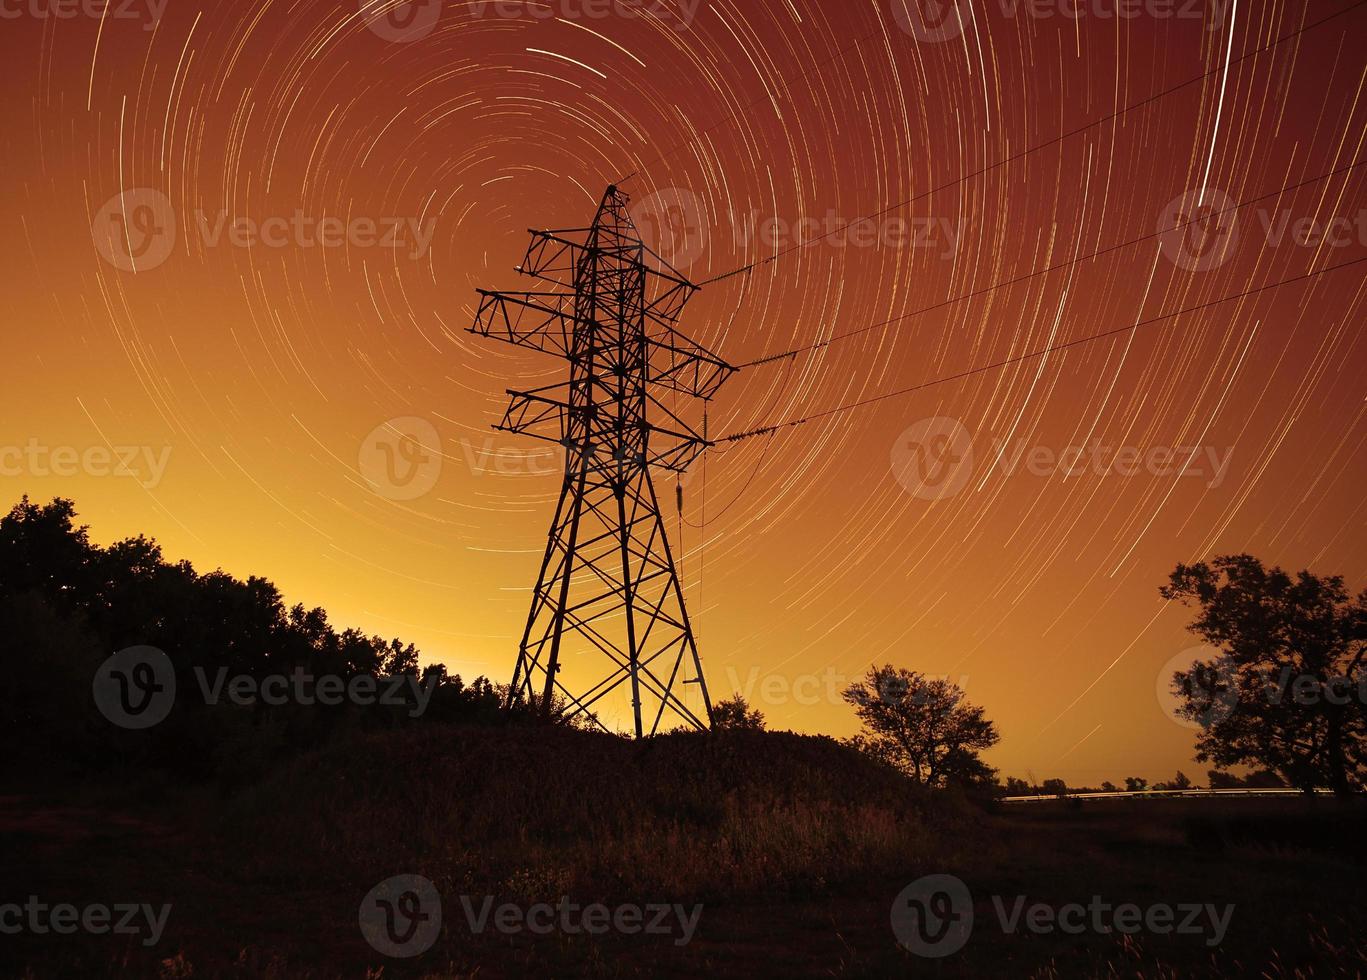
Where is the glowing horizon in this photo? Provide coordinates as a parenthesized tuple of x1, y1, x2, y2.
(5, 0, 1365, 785)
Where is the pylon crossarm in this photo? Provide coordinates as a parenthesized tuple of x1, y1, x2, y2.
(474, 285, 731, 399)
(470, 290, 575, 356)
(517, 230, 591, 288)
(643, 322, 735, 398)
(636, 244, 696, 295)
(493, 390, 568, 443)
(523, 227, 700, 330)
(642, 277, 695, 324)
(645, 386, 711, 437)
(525, 228, 641, 265)
(525, 228, 695, 294)
(645, 437, 710, 473)
(494, 388, 711, 472)
(650, 331, 730, 396)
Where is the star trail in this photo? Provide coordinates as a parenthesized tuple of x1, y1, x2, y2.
(5, 0, 1365, 782)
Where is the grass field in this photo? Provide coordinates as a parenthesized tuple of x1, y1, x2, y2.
(4, 725, 1365, 978)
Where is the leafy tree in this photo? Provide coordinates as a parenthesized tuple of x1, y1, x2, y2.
(0, 497, 509, 779)
(1170, 771, 1192, 790)
(841, 665, 999, 788)
(1041, 777, 1067, 798)
(1161, 554, 1365, 797)
(1003, 776, 1032, 796)
(1244, 768, 1286, 788)
(1124, 776, 1148, 792)
(1100, 781, 1118, 792)
(712, 694, 766, 731)
(1208, 770, 1242, 788)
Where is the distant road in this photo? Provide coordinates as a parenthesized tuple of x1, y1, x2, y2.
(1001, 787, 1342, 803)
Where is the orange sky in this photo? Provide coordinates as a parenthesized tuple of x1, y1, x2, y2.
(4, 0, 1365, 783)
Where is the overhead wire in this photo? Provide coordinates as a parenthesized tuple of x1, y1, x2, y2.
(732, 158, 1367, 368)
(617, 0, 1367, 512)
(716, 256, 1367, 442)
(693, 0, 1367, 287)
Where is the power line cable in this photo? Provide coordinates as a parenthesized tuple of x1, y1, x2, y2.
(718, 255, 1367, 442)
(697, 0, 1367, 288)
(735, 158, 1366, 368)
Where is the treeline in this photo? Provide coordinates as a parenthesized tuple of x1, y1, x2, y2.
(1008, 554, 1365, 799)
(1002, 769, 1288, 797)
(0, 497, 536, 784)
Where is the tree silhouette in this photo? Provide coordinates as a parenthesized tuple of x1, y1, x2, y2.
(0, 496, 514, 779)
(1161, 554, 1365, 797)
(1244, 768, 1287, 788)
(841, 665, 999, 788)
(712, 694, 766, 731)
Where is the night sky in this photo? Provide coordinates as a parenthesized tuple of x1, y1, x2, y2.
(5, 0, 1365, 782)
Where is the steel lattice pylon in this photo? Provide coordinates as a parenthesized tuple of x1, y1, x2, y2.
(470, 185, 735, 736)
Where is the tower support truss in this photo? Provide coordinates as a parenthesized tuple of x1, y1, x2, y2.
(470, 186, 734, 736)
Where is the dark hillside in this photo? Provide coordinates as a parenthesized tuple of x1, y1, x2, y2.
(222, 723, 981, 899)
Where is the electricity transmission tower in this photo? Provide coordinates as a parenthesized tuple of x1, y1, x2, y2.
(470, 185, 734, 736)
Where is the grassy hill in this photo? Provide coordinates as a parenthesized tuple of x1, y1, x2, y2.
(221, 723, 983, 900)
(7, 723, 1365, 979)
(4, 723, 989, 978)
